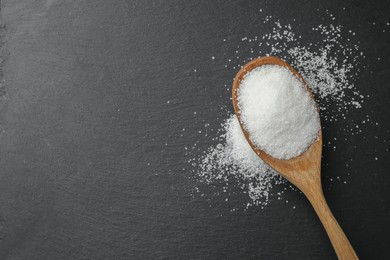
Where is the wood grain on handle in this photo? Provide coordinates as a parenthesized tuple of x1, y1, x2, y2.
(304, 182, 358, 260)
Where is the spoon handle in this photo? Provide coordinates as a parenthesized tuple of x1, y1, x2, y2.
(306, 185, 358, 260)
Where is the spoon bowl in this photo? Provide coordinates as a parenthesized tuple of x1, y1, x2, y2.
(232, 56, 358, 260)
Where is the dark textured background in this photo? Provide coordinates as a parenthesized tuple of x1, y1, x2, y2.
(0, 0, 389, 259)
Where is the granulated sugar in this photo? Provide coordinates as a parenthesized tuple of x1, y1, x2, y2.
(195, 114, 285, 207)
(190, 12, 369, 210)
(237, 65, 320, 159)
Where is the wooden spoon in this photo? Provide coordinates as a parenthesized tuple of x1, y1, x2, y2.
(232, 56, 358, 260)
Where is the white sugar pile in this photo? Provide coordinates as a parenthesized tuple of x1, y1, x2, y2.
(195, 114, 285, 207)
(237, 65, 320, 159)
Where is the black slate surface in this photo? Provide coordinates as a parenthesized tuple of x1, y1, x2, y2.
(0, 0, 389, 259)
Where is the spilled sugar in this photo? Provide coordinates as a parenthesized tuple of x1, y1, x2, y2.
(189, 13, 371, 210)
(196, 114, 285, 207)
